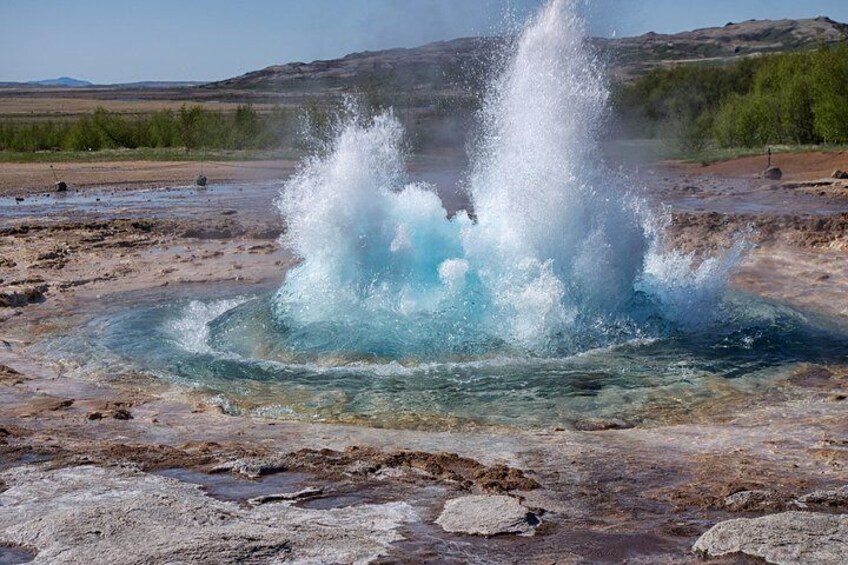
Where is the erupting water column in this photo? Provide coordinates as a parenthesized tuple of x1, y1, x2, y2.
(272, 0, 743, 361)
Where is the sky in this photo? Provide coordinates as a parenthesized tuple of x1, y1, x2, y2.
(2, 0, 848, 84)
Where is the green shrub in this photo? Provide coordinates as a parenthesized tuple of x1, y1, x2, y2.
(0, 104, 304, 153)
(614, 44, 848, 149)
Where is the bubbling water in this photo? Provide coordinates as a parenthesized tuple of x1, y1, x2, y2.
(272, 0, 744, 362)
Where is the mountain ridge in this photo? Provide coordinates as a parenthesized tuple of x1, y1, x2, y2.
(206, 16, 848, 93)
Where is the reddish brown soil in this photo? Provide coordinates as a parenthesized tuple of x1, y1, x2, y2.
(669, 150, 848, 181)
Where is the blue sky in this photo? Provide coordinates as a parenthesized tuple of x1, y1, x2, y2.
(2, 0, 848, 83)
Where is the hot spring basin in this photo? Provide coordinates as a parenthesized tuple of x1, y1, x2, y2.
(41, 290, 848, 430)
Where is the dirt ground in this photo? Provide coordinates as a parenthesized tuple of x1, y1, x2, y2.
(0, 159, 297, 195)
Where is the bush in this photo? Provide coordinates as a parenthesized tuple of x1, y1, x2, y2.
(614, 44, 848, 149)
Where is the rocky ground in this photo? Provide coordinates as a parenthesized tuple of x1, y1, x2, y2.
(0, 154, 847, 563)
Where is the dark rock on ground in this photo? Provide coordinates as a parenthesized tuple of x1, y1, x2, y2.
(0, 285, 47, 308)
(762, 166, 783, 180)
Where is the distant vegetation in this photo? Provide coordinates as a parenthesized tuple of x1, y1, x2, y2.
(0, 98, 473, 158)
(0, 105, 301, 153)
(613, 44, 848, 152)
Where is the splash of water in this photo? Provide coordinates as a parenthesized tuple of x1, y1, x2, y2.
(273, 0, 744, 361)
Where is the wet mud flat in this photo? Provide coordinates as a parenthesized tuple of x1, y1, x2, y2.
(0, 168, 847, 562)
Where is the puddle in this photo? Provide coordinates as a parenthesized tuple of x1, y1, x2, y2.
(385, 520, 688, 564)
(0, 546, 35, 565)
(155, 468, 314, 502)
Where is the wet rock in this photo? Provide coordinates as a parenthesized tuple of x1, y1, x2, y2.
(832, 170, 848, 180)
(248, 487, 323, 505)
(195, 174, 208, 187)
(212, 455, 289, 479)
(55, 181, 68, 192)
(0, 465, 416, 564)
(435, 495, 539, 537)
(693, 511, 848, 564)
(762, 166, 783, 180)
(795, 485, 848, 509)
(0, 285, 48, 308)
(573, 417, 634, 431)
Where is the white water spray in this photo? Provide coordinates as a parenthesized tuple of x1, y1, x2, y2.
(273, 0, 744, 360)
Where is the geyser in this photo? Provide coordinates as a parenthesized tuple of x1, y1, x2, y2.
(270, 0, 743, 361)
(47, 0, 848, 429)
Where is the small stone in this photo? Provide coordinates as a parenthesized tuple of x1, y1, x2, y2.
(832, 170, 848, 180)
(55, 181, 68, 192)
(435, 495, 539, 537)
(196, 174, 208, 187)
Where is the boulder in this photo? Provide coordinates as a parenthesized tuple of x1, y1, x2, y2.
(832, 170, 848, 180)
(762, 166, 783, 180)
(55, 181, 68, 192)
(693, 511, 848, 564)
(195, 174, 208, 187)
(435, 495, 539, 536)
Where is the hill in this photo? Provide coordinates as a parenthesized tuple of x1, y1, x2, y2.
(28, 77, 94, 87)
(206, 17, 848, 94)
